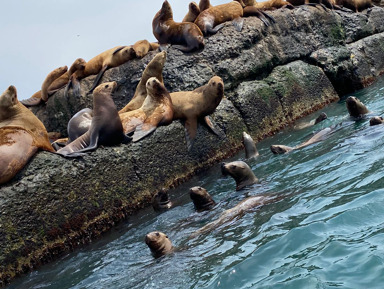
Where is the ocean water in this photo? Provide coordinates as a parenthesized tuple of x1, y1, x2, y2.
(7, 76, 384, 289)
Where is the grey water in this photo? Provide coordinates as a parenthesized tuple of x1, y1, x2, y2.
(7, 76, 384, 289)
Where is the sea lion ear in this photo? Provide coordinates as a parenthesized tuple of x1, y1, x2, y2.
(165, 235, 169, 239)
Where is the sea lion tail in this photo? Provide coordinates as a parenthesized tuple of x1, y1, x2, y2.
(20, 96, 42, 107)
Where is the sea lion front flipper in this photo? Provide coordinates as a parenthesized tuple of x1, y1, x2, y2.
(89, 65, 108, 93)
(184, 118, 198, 151)
(72, 78, 81, 97)
(260, 11, 276, 24)
(20, 95, 42, 107)
(203, 116, 225, 138)
(113, 46, 126, 55)
(208, 23, 225, 34)
(232, 17, 244, 32)
(132, 124, 157, 142)
(64, 80, 72, 98)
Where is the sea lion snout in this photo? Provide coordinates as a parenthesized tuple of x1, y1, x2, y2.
(221, 162, 229, 175)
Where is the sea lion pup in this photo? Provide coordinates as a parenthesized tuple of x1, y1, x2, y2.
(170, 76, 224, 150)
(194, 1, 244, 35)
(221, 161, 259, 190)
(152, 188, 173, 211)
(189, 186, 216, 211)
(0, 85, 54, 184)
(120, 77, 173, 142)
(152, 0, 205, 52)
(119, 51, 167, 113)
(183, 1, 201, 22)
(133, 39, 160, 58)
(242, 132, 259, 159)
(145, 231, 173, 258)
(270, 126, 334, 154)
(370, 116, 384, 126)
(57, 82, 131, 157)
(346, 96, 369, 118)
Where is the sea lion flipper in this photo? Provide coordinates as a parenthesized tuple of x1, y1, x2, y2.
(132, 124, 157, 142)
(72, 78, 81, 97)
(20, 96, 42, 107)
(208, 23, 225, 34)
(184, 118, 198, 151)
(89, 65, 108, 93)
(232, 17, 244, 32)
(113, 46, 126, 55)
(203, 116, 225, 138)
(64, 80, 72, 98)
(260, 11, 276, 24)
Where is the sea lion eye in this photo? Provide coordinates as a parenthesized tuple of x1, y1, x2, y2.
(105, 85, 109, 88)
(156, 232, 160, 237)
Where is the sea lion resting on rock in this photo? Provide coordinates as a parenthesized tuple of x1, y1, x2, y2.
(152, 189, 173, 211)
(199, 0, 213, 11)
(221, 161, 259, 190)
(0, 85, 54, 184)
(190, 186, 216, 211)
(119, 77, 173, 142)
(270, 126, 335, 154)
(132, 40, 160, 58)
(57, 82, 131, 157)
(170, 76, 224, 150)
(152, 0, 205, 52)
(346, 96, 369, 118)
(183, 2, 201, 22)
(119, 51, 167, 113)
(145, 231, 173, 258)
(242, 131, 259, 159)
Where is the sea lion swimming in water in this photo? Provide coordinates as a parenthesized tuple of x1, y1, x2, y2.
(370, 116, 384, 126)
(0, 85, 54, 184)
(145, 231, 173, 258)
(221, 160, 259, 190)
(152, 189, 173, 211)
(242, 131, 259, 159)
(346, 96, 369, 118)
(152, 0, 205, 52)
(189, 186, 216, 211)
(294, 112, 328, 130)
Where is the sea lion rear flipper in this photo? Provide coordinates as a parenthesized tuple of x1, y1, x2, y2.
(208, 23, 225, 34)
(89, 65, 108, 93)
(184, 118, 198, 151)
(260, 11, 276, 24)
(72, 78, 81, 97)
(20, 96, 42, 107)
(132, 124, 157, 142)
(64, 80, 72, 98)
(203, 116, 225, 138)
(232, 17, 244, 32)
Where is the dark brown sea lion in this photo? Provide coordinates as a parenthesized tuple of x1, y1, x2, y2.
(152, 189, 173, 211)
(152, 0, 205, 52)
(221, 161, 258, 190)
(346, 96, 369, 118)
(145, 231, 173, 258)
(194, 1, 244, 35)
(0, 85, 54, 184)
(242, 131, 259, 159)
(170, 76, 224, 150)
(119, 51, 167, 114)
(119, 77, 173, 142)
(271, 126, 334, 154)
(133, 39, 159, 58)
(189, 186, 216, 211)
(369, 116, 384, 126)
(183, 1, 201, 23)
(57, 82, 131, 157)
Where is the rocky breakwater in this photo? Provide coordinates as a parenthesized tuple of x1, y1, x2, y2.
(1, 6, 384, 286)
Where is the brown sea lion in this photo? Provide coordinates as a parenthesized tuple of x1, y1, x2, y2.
(41, 66, 68, 102)
(119, 51, 167, 114)
(183, 2, 201, 22)
(242, 131, 259, 159)
(170, 76, 224, 150)
(335, 0, 372, 11)
(294, 112, 328, 130)
(57, 82, 131, 157)
(194, 1, 244, 35)
(133, 39, 159, 58)
(189, 186, 216, 211)
(346, 96, 369, 118)
(119, 77, 173, 142)
(152, 0, 205, 52)
(221, 161, 259, 190)
(370, 116, 384, 126)
(152, 189, 173, 211)
(145, 231, 173, 258)
(0, 85, 54, 184)
(271, 126, 334, 154)
(199, 0, 213, 11)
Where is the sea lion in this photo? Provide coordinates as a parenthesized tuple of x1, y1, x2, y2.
(253, 0, 295, 10)
(271, 126, 334, 154)
(152, 0, 205, 52)
(57, 82, 131, 157)
(194, 1, 244, 35)
(145, 231, 173, 258)
(242, 131, 259, 159)
(294, 112, 328, 130)
(0, 85, 54, 184)
(20, 90, 43, 107)
(183, 2, 201, 22)
(152, 188, 173, 211)
(189, 186, 216, 211)
(335, 0, 372, 11)
(119, 51, 167, 114)
(346, 96, 369, 118)
(369, 116, 384, 126)
(170, 76, 224, 150)
(119, 77, 173, 142)
(133, 39, 159, 58)
(41, 66, 68, 102)
(199, 0, 213, 11)
(221, 161, 258, 190)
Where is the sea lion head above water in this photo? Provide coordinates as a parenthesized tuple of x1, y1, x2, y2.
(242, 131, 259, 159)
(346, 96, 369, 118)
(189, 186, 216, 211)
(145, 231, 173, 258)
(152, 188, 173, 211)
(270, 144, 294, 154)
(370, 116, 384, 126)
(221, 161, 258, 190)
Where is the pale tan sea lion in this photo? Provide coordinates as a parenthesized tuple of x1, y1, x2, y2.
(145, 231, 173, 258)
(170, 76, 224, 150)
(41, 66, 68, 102)
(0, 85, 54, 184)
(189, 186, 216, 211)
(152, 0, 205, 52)
(242, 131, 259, 159)
(183, 1, 201, 22)
(119, 51, 167, 114)
(194, 1, 244, 35)
(346, 96, 369, 118)
(119, 77, 173, 142)
(221, 160, 259, 190)
(152, 189, 173, 211)
(133, 39, 159, 58)
(57, 82, 131, 157)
